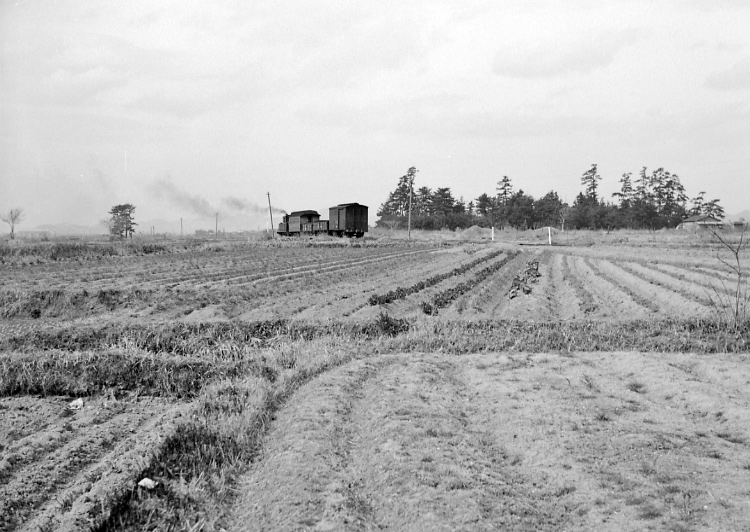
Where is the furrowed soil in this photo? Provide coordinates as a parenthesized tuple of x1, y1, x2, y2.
(0, 394, 189, 532)
(3, 235, 750, 531)
(230, 351, 750, 532)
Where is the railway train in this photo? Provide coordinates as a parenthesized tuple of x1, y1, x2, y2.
(277, 202, 368, 238)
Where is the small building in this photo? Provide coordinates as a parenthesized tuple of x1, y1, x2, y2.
(15, 230, 51, 240)
(678, 215, 723, 231)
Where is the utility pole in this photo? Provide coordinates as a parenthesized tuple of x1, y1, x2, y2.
(215, 213, 218, 239)
(405, 166, 418, 240)
(408, 181, 413, 240)
(267, 192, 275, 238)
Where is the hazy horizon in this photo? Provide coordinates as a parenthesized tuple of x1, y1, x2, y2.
(2, 1, 749, 230)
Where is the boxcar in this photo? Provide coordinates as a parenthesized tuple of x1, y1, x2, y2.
(328, 203, 368, 237)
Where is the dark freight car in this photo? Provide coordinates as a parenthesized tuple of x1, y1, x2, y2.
(328, 203, 368, 237)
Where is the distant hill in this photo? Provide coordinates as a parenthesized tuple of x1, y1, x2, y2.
(31, 223, 104, 236)
(139, 213, 271, 234)
(31, 213, 272, 237)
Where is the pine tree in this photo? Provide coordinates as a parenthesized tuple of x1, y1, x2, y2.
(703, 199, 725, 220)
(612, 172, 634, 207)
(494, 176, 513, 228)
(108, 204, 137, 239)
(474, 193, 494, 217)
(414, 187, 433, 216)
(496, 176, 513, 205)
(689, 192, 706, 216)
(580, 164, 601, 200)
(432, 188, 456, 216)
(377, 172, 413, 217)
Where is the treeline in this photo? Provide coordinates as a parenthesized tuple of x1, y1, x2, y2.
(376, 165, 725, 231)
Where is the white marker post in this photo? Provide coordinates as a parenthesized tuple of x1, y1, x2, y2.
(548, 226, 552, 245)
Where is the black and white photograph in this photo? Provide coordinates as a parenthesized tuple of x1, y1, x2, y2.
(2, 1, 750, 530)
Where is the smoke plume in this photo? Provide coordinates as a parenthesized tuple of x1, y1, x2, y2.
(222, 197, 286, 215)
(150, 178, 217, 218)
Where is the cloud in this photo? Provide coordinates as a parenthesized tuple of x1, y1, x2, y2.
(299, 92, 595, 141)
(149, 177, 217, 218)
(705, 58, 750, 91)
(493, 31, 640, 78)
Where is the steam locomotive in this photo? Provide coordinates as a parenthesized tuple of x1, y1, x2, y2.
(277, 203, 368, 238)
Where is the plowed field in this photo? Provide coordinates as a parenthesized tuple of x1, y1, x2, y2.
(1, 241, 739, 329)
(1, 236, 749, 531)
(229, 350, 750, 531)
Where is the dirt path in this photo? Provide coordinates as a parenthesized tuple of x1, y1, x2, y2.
(228, 351, 750, 531)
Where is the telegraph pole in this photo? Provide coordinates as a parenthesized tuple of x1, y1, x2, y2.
(267, 192, 275, 238)
(215, 213, 218, 239)
(406, 167, 417, 240)
(408, 181, 413, 240)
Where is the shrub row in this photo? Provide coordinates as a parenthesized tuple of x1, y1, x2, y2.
(0, 350, 248, 398)
(0, 315, 410, 355)
(398, 317, 750, 353)
(0, 288, 151, 319)
(422, 251, 520, 315)
(368, 249, 507, 306)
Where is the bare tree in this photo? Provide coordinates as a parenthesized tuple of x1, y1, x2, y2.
(100, 218, 115, 235)
(1, 208, 25, 240)
(705, 224, 749, 331)
(384, 220, 400, 231)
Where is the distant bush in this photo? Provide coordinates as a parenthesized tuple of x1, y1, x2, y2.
(141, 243, 169, 254)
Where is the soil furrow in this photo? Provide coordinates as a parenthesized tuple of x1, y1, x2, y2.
(568, 256, 649, 320)
(619, 261, 714, 309)
(0, 396, 186, 532)
(594, 259, 708, 318)
(472, 251, 529, 318)
(549, 252, 584, 320)
(227, 357, 395, 530)
(487, 251, 557, 322)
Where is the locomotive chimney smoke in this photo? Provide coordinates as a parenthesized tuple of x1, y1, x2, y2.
(222, 197, 286, 215)
(150, 177, 217, 218)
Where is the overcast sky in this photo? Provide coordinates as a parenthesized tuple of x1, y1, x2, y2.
(2, 0, 750, 229)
